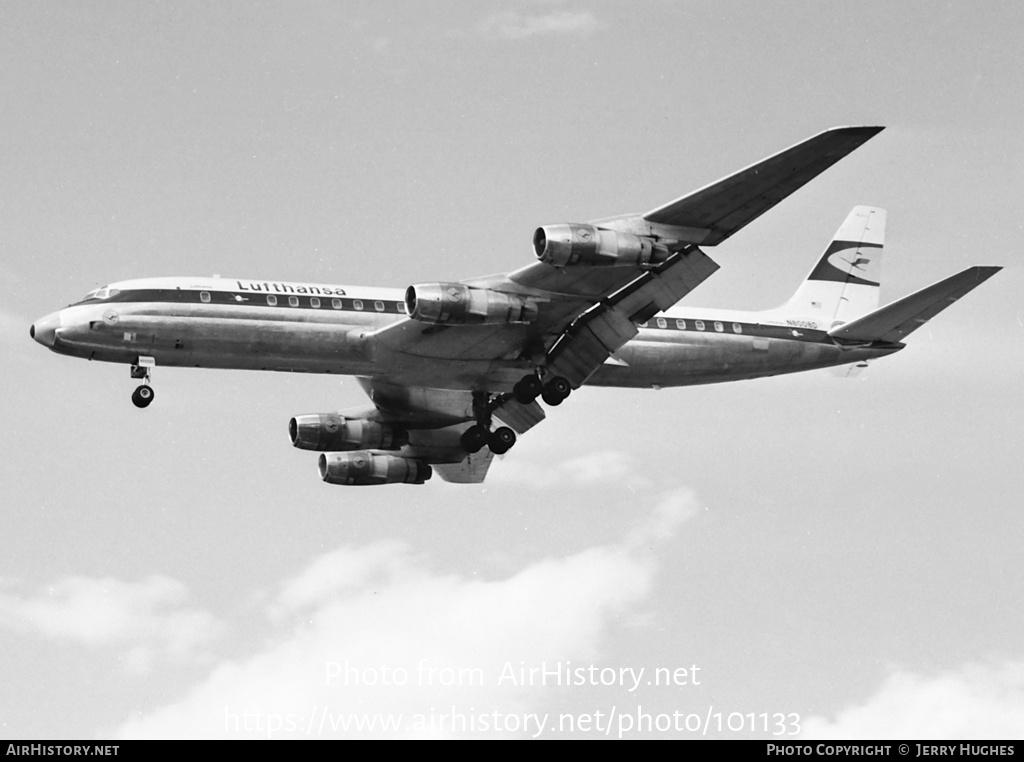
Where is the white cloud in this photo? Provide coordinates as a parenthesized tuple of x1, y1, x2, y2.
(490, 449, 656, 490)
(626, 487, 700, 547)
(271, 540, 411, 619)
(0, 575, 222, 674)
(800, 662, 1024, 740)
(113, 487, 699, 738)
(476, 9, 602, 40)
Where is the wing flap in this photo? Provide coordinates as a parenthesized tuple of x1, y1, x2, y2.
(546, 246, 720, 386)
(642, 126, 884, 245)
(828, 266, 1001, 343)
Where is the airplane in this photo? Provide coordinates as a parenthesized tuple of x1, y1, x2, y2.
(30, 126, 1000, 486)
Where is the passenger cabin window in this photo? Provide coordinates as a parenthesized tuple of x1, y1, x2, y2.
(288, 296, 299, 307)
(200, 291, 211, 303)
(310, 297, 321, 308)
(267, 295, 278, 306)
(374, 300, 385, 312)
(676, 319, 686, 330)
(695, 320, 705, 331)
(656, 318, 667, 329)
(714, 321, 724, 332)
(353, 300, 364, 311)
(733, 323, 742, 334)
(332, 298, 342, 310)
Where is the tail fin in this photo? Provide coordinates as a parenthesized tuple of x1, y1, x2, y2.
(828, 266, 1001, 343)
(780, 206, 886, 328)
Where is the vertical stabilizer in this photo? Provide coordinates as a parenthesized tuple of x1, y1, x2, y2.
(780, 206, 886, 328)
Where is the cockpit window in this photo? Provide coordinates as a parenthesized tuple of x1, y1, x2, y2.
(82, 287, 120, 301)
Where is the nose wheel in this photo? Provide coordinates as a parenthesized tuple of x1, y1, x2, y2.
(131, 384, 155, 408)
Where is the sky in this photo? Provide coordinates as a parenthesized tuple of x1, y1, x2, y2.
(2, 0, 1023, 740)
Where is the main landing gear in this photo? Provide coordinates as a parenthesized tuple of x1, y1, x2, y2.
(512, 373, 571, 406)
(461, 391, 517, 455)
(130, 361, 155, 409)
(460, 423, 516, 455)
(460, 373, 573, 454)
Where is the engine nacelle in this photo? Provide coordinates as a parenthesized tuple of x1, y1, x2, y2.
(405, 283, 538, 325)
(534, 224, 670, 267)
(318, 451, 432, 486)
(290, 414, 408, 451)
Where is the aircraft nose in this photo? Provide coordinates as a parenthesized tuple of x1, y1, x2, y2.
(30, 311, 61, 348)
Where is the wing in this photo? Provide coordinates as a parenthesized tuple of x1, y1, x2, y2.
(349, 127, 883, 480)
(367, 126, 882, 386)
(369, 244, 719, 378)
(638, 126, 884, 245)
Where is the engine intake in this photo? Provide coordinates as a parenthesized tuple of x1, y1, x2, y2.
(318, 451, 432, 486)
(405, 283, 538, 325)
(534, 224, 670, 267)
(290, 414, 408, 451)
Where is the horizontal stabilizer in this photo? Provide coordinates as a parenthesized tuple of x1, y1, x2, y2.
(828, 266, 1001, 343)
(642, 126, 884, 245)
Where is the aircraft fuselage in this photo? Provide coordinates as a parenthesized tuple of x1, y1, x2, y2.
(31, 276, 900, 392)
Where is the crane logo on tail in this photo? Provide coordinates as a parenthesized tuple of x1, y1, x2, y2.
(809, 241, 882, 286)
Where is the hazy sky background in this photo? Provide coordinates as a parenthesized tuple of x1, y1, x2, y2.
(2, 0, 1022, 739)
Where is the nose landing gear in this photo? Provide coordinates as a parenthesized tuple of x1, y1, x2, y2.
(130, 357, 156, 409)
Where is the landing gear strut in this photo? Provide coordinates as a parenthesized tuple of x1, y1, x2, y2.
(130, 360, 155, 409)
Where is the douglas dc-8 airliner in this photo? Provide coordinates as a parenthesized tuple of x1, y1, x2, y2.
(31, 127, 999, 485)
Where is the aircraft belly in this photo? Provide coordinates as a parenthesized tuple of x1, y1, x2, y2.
(55, 311, 377, 374)
(587, 336, 845, 388)
(370, 354, 528, 391)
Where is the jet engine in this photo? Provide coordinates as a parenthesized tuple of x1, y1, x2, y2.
(534, 224, 670, 267)
(290, 414, 408, 451)
(318, 451, 432, 485)
(405, 283, 538, 325)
